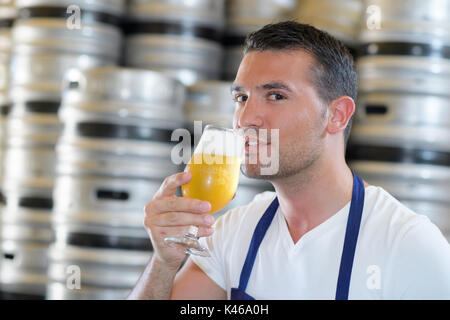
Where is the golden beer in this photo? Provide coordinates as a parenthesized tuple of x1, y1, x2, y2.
(182, 153, 242, 214)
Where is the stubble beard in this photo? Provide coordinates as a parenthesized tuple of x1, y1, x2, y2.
(241, 138, 323, 181)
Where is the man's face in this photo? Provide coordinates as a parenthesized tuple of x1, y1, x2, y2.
(232, 50, 328, 180)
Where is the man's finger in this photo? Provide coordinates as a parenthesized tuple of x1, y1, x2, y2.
(145, 197, 211, 215)
(154, 172, 192, 199)
(147, 211, 215, 228)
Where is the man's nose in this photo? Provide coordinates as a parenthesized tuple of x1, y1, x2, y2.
(235, 95, 264, 129)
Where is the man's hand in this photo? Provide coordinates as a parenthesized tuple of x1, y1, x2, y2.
(143, 172, 215, 270)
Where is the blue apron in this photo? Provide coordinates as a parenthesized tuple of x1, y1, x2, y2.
(230, 173, 365, 300)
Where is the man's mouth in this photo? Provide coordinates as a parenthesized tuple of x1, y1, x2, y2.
(244, 138, 270, 153)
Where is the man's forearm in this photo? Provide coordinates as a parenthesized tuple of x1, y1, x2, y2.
(127, 256, 179, 300)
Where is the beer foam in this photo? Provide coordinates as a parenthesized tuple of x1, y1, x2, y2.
(194, 127, 244, 158)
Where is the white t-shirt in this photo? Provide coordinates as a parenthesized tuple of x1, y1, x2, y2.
(190, 186, 450, 300)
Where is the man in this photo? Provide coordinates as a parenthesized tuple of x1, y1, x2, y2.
(128, 21, 450, 300)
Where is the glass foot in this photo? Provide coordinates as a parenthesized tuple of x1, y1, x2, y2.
(164, 226, 210, 257)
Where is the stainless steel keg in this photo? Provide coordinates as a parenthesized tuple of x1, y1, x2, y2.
(185, 80, 235, 127)
(3, 102, 61, 195)
(0, 189, 54, 298)
(58, 66, 186, 159)
(0, 0, 15, 204)
(295, 0, 363, 46)
(357, 55, 450, 97)
(0, 0, 15, 95)
(350, 161, 450, 241)
(14, 0, 124, 58)
(223, 0, 297, 80)
(124, 0, 225, 85)
(356, 92, 450, 128)
(46, 241, 151, 300)
(11, 0, 125, 101)
(360, 0, 450, 45)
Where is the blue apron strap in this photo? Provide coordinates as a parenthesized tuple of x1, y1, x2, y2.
(237, 197, 279, 293)
(335, 173, 365, 300)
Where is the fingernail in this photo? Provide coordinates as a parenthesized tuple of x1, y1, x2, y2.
(204, 215, 214, 225)
(200, 202, 211, 212)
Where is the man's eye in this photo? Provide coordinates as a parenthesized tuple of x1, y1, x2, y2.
(268, 93, 285, 101)
(234, 95, 248, 103)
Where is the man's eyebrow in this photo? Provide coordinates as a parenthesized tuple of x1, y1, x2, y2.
(258, 82, 293, 92)
(230, 84, 245, 93)
(231, 82, 293, 93)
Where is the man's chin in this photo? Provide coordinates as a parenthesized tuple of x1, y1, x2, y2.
(241, 164, 270, 180)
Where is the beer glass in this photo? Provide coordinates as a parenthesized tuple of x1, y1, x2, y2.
(164, 125, 244, 257)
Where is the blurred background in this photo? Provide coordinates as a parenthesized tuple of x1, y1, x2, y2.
(0, 0, 448, 299)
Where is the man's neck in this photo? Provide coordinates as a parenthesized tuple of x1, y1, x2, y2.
(270, 158, 356, 244)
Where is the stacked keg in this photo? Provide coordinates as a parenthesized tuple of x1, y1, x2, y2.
(185, 81, 235, 127)
(47, 66, 185, 299)
(0, 0, 124, 298)
(123, 0, 225, 86)
(0, 0, 14, 190)
(223, 0, 297, 80)
(185, 80, 274, 218)
(294, 0, 363, 51)
(0, 0, 15, 298)
(348, 0, 450, 242)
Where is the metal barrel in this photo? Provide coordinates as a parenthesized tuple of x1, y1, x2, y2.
(355, 92, 450, 128)
(0, 189, 54, 298)
(349, 0, 450, 238)
(185, 80, 235, 127)
(350, 90, 450, 153)
(223, 0, 296, 80)
(14, 0, 124, 57)
(357, 0, 450, 96)
(0, 0, 16, 215)
(360, 0, 450, 45)
(47, 66, 185, 299)
(349, 161, 450, 242)
(356, 54, 450, 97)
(46, 241, 151, 300)
(0, 0, 15, 95)
(0, 101, 58, 298)
(10, 51, 109, 103)
(11, 0, 125, 102)
(3, 100, 61, 197)
(123, 0, 225, 86)
(295, 0, 363, 46)
(58, 66, 186, 158)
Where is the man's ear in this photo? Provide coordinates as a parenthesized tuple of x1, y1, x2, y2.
(326, 96, 355, 136)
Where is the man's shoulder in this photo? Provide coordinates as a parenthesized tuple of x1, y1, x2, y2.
(362, 185, 446, 247)
(364, 186, 428, 227)
(364, 187, 450, 298)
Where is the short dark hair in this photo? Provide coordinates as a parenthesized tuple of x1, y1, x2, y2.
(243, 21, 357, 147)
